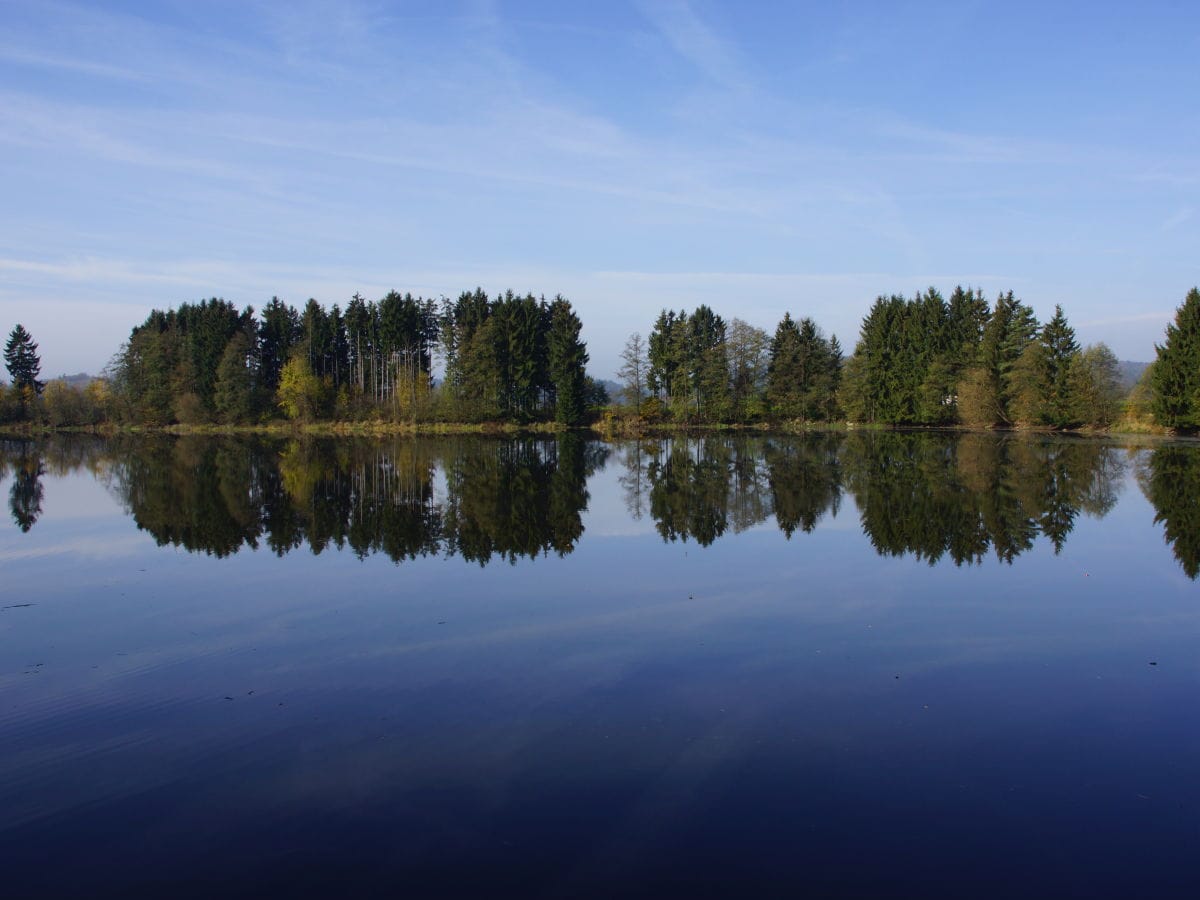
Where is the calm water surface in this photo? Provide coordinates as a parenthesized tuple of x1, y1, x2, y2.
(1, 433, 1198, 897)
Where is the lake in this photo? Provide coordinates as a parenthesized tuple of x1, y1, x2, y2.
(1, 432, 1198, 897)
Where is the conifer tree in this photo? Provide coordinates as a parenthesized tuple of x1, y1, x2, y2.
(547, 296, 588, 425)
(688, 306, 730, 422)
(963, 292, 1039, 425)
(767, 313, 804, 419)
(213, 329, 258, 424)
(4, 324, 43, 397)
(1040, 305, 1079, 426)
(1151, 287, 1200, 430)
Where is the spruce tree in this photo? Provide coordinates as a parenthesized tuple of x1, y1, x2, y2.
(4, 324, 43, 395)
(767, 313, 804, 419)
(213, 330, 257, 424)
(547, 296, 588, 425)
(1040, 305, 1079, 426)
(1151, 287, 1200, 430)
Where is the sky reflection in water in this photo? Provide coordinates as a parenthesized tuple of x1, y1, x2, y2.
(0, 433, 1197, 898)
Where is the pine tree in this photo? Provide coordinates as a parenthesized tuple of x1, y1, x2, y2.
(970, 292, 1039, 425)
(4, 324, 43, 394)
(259, 297, 300, 399)
(767, 313, 804, 419)
(547, 296, 588, 425)
(1151, 287, 1200, 430)
(1040, 305, 1079, 426)
(213, 330, 257, 424)
(688, 306, 729, 422)
(847, 295, 910, 423)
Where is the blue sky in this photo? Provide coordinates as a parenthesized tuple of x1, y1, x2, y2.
(1, 0, 1197, 379)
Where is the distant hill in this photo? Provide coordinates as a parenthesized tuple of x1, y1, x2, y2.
(597, 378, 622, 400)
(54, 373, 99, 389)
(1118, 361, 1150, 394)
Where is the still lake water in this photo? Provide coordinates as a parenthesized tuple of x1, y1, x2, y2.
(1, 432, 1198, 897)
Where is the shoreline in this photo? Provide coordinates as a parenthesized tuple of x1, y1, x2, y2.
(0, 419, 1178, 440)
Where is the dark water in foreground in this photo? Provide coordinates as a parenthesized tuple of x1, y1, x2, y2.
(1, 432, 1198, 897)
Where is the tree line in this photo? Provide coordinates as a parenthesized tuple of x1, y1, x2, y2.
(616, 306, 842, 424)
(613, 288, 1128, 428)
(840, 288, 1123, 428)
(5, 286, 1200, 431)
(595, 285, 1200, 431)
(1, 290, 596, 427)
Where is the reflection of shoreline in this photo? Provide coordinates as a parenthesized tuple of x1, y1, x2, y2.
(1, 432, 1176, 574)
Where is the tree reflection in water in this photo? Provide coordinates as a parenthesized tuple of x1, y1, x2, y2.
(6, 431, 1189, 575)
(1137, 446, 1200, 579)
(4, 442, 44, 533)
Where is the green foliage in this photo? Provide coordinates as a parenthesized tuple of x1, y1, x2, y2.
(0, 381, 26, 423)
(8, 449, 43, 532)
(548, 296, 588, 425)
(1066, 343, 1121, 427)
(726, 319, 769, 422)
(1139, 446, 1200, 578)
(1003, 305, 1081, 427)
(109, 299, 253, 423)
(973, 291, 1039, 425)
(647, 309, 682, 403)
(214, 330, 258, 424)
(1151, 287, 1200, 430)
(956, 366, 1002, 427)
(13, 283, 1186, 432)
(440, 289, 572, 423)
(173, 391, 210, 425)
(277, 356, 326, 421)
(4, 324, 43, 419)
(258, 296, 300, 399)
(767, 314, 839, 421)
(1040, 305, 1079, 425)
(42, 379, 104, 426)
(1124, 361, 1157, 427)
(647, 437, 733, 545)
(843, 432, 1123, 563)
(0, 431, 1145, 567)
(645, 306, 732, 423)
(1008, 341, 1049, 426)
(4, 324, 42, 394)
(763, 435, 842, 536)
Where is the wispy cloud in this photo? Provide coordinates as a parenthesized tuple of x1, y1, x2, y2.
(1162, 207, 1194, 231)
(634, 0, 749, 90)
(0, 0, 1196, 374)
(0, 46, 144, 80)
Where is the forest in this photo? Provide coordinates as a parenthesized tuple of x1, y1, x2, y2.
(3, 286, 1200, 432)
